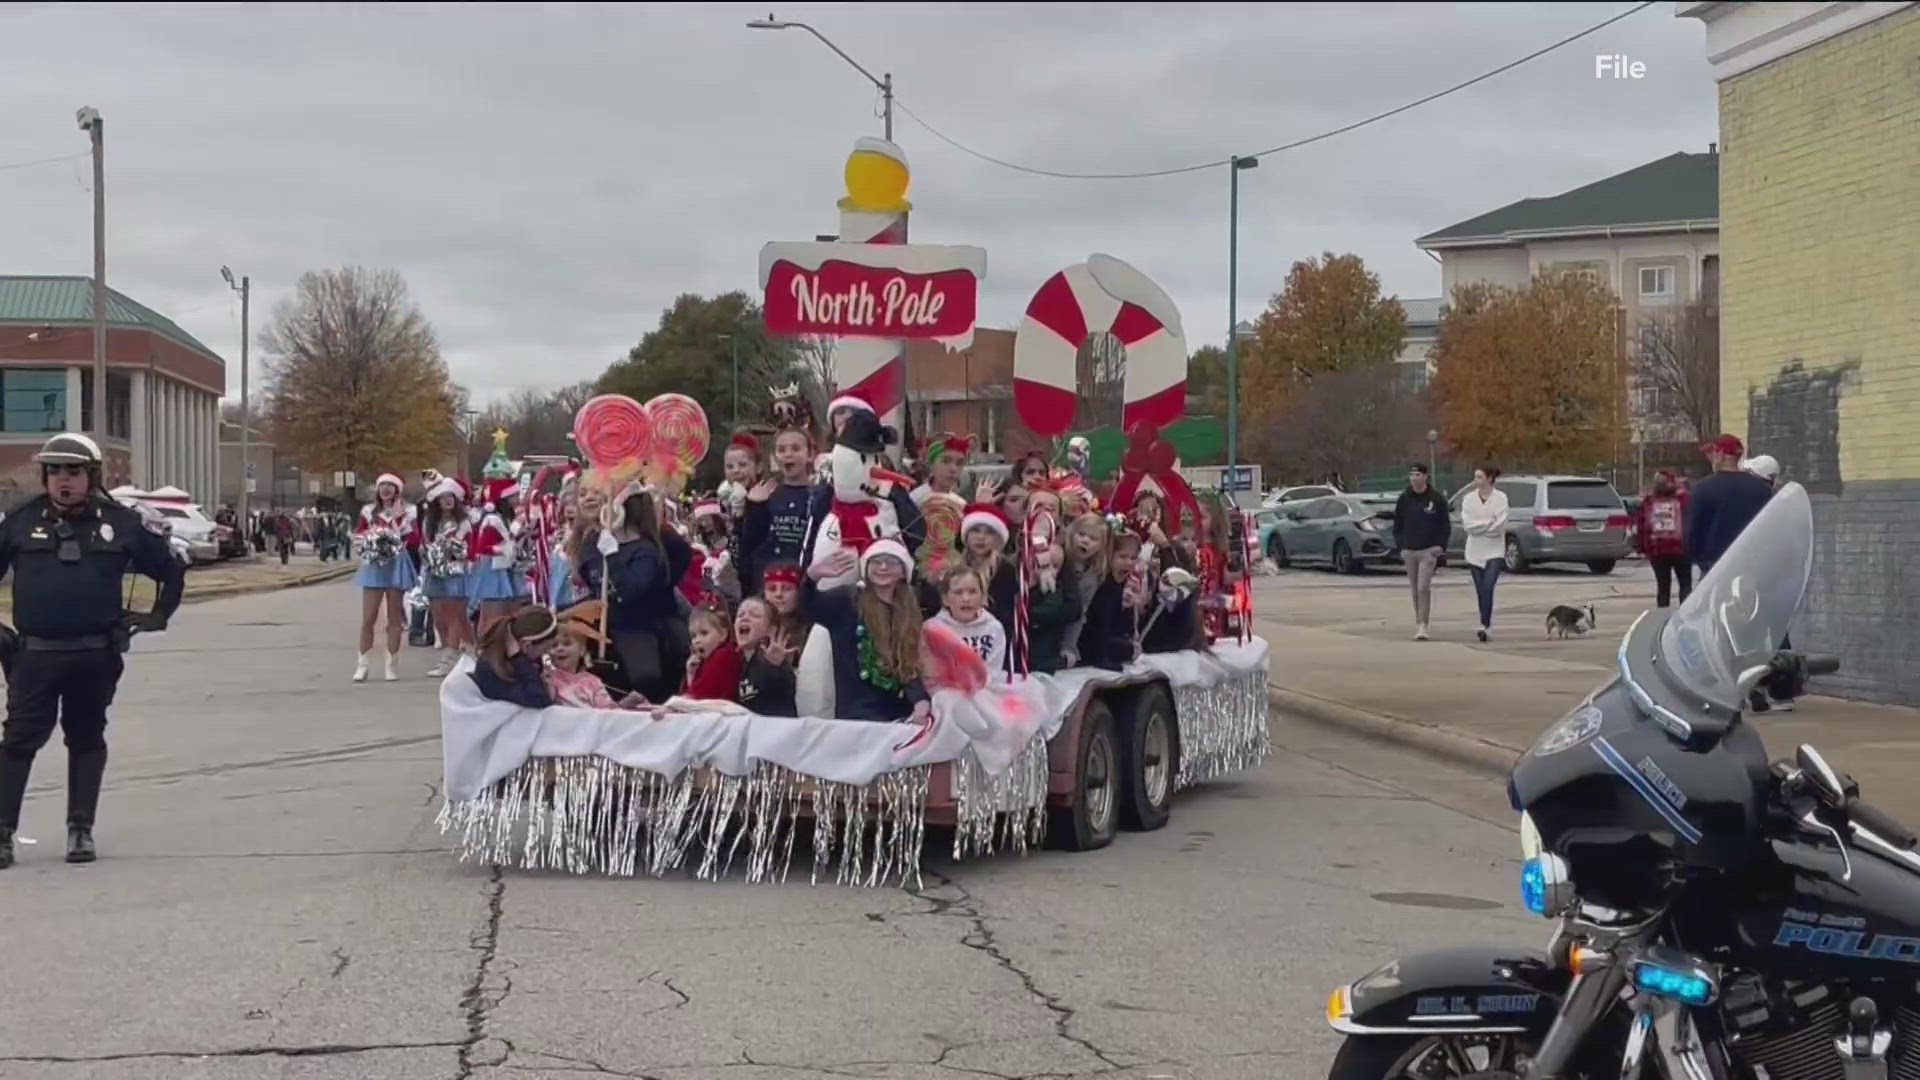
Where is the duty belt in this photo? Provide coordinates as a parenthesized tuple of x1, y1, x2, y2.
(21, 634, 113, 651)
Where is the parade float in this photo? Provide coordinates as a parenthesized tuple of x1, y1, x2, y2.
(436, 137, 1271, 888)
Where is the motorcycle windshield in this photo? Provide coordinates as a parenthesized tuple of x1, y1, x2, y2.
(1657, 481, 1814, 713)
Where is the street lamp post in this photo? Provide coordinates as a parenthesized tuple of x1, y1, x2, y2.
(222, 267, 251, 528)
(1225, 155, 1259, 497)
(77, 106, 106, 445)
(747, 15, 893, 141)
(1427, 428, 1439, 478)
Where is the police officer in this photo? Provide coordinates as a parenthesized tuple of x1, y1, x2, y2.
(0, 433, 184, 869)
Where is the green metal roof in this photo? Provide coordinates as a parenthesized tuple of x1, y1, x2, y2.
(0, 275, 222, 360)
(1418, 152, 1718, 247)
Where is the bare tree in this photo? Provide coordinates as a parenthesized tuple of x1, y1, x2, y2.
(781, 335, 836, 421)
(1632, 295, 1719, 444)
(1247, 361, 1432, 490)
(1075, 332, 1127, 431)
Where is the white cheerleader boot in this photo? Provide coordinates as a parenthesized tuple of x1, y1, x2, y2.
(383, 649, 400, 682)
(426, 648, 452, 678)
(352, 652, 371, 683)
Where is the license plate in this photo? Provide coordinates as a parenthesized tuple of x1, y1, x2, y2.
(1579, 522, 1604, 532)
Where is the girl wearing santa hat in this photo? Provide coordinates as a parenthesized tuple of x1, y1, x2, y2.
(689, 498, 740, 607)
(802, 534, 928, 723)
(959, 502, 1019, 634)
(468, 478, 530, 630)
(353, 473, 421, 683)
(419, 475, 475, 676)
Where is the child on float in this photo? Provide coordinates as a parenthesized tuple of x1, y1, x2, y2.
(470, 485, 531, 629)
(544, 615, 648, 710)
(719, 432, 762, 518)
(802, 536, 929, 723)
(555, 483, 605, 616)
(927, 565, 1007, 681)
(957, 502, 1020, 634)
(681, 597, 743, 702)
(732, 596, 797, 717)
(420, 475, 475, 677)
(577, 484, 695, 704)
(353, 472, 421, 684)
(689, 499, 740, 607)
(1017, 484, 1081, 675)
(1076, 525, 1149, 671)
(757, 562, 810, 644)
(1057, 511, 1111, 668)
(469, 606, 561, 709)
(740, 426, 814, 596)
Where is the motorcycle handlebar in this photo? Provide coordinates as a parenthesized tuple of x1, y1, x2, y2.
(1852, 798, 1918, 851)
(1802, 653, 1842, 676)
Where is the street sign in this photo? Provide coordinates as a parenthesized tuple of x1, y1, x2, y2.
(245, 479, 257, 494)
(244, 462, 255, 480)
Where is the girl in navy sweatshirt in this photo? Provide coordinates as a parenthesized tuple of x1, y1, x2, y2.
(577, 487, 694, 703)
(739, 427, 815, 596)
(1077, 528, 1147, 671)
(469, 606, 561, 709)
(802, 537, 929, 723)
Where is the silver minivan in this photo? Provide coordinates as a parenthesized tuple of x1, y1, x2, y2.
(1446, 475, 1631, 574)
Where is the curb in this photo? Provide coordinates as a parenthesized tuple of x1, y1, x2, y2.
(1268, 683, 1522, 778)
(181, 562, 359, 605)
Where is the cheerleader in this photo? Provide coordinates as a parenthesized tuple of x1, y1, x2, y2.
(353, 473, 420, 683)
(468, 479, 530, 630)
(419, 475, 474, 677)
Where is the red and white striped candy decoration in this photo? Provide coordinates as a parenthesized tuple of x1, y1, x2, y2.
(1013, 254, 1188, 438)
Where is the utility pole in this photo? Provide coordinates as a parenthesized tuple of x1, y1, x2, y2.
(1225, 155, 1259, 499)
(748, 17, 894, 142)
(223, 267, 251, 526)
(78, 107, 106, 444)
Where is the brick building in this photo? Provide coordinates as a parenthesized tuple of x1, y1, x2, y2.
(1681, 1, 1920, 703)
(0, 276, 223, 500)
(903, 328, 1050, 460)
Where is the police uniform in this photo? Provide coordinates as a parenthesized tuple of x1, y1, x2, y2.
(0, 434, 184, 869)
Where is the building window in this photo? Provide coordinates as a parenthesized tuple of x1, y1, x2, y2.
(1639, 265, 1675, 300)
(1, 370, 68, 434)
(1396, 360, 1429, 394)
(78, 371, 133, 441)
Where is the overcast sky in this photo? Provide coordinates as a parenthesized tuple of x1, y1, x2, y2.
(2, 2, 1716, 405)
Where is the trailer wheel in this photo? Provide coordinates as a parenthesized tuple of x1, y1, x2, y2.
(1119, 684, 1180, 832)
(1047, 698, 1119, 852)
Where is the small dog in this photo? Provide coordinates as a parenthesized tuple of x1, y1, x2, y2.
(1545, 603, 1598, 639)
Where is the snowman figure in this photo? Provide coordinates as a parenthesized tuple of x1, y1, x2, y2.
(805, 404, 914, 591)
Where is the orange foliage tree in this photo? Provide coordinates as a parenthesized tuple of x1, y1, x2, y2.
(1241, 252, 1407, 409)
(1427, 271, 1627, 472)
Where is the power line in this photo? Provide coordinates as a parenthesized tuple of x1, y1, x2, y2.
(0, 151, 88, 173)
(896, 1, 1655, 180)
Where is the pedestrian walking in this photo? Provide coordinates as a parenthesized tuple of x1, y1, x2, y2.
(1686, 434, 1774, 577)
(1458, 465, 1509, 642)
(0, 433, 185, 869)
(1637, 470, 1691, 608)
(1391, 463, 1451, 641)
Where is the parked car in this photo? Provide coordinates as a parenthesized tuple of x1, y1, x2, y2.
(1262, 483, 1342, 509)
(115, 498, 196, 565)
(142, 503, 223, 564)
(1444, 474, 1631, 574)
(1621, 494, 1643, 554)
(1265, 494, 1400, 574)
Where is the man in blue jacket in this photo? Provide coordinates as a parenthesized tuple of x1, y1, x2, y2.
(1685, 434, 1776, 578)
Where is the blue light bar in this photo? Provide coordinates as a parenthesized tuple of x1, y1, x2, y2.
(1631, 962, 1715, 1006)
(1520, 858, 1548, 915)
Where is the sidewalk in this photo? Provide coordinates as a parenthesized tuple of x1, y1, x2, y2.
(1253, 573, 1920, 824)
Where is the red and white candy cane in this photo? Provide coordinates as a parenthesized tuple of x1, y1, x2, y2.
(831, 141, 912, 441)
(1013, 254, 1189, 439)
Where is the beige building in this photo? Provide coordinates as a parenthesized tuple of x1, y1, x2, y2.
(1416, 151, 1721, 443)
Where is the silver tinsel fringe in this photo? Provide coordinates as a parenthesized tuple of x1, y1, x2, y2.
(435, 757, 932, 889)
(1172, 666, 1272, 790)
(949, 734, 1050, 860)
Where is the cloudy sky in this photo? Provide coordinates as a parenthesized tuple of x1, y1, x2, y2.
(2, 2, 1716, 405)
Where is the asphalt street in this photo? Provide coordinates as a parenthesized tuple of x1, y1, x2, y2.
(0, 580, 1535, 1080)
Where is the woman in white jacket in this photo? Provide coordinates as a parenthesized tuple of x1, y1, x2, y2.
(1458, 465, 1510, 642)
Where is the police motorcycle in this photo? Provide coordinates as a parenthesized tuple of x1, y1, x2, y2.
(1323, 482, 1920, 1080)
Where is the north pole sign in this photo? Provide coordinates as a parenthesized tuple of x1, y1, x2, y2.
(759, 241, 985, 343)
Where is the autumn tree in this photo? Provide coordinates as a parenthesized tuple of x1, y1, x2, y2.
(1246, 361, 1431, 489)
(259, 267, 459, 479)
(1631, 293, 1719, 443)
(1187, 345, 1229, 419)
(1428, 271, 1626, 472)
(1241, 252, 1407, 417)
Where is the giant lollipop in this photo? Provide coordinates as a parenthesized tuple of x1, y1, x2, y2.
(573, 394, 653, 490)
(642, 393, 710, 495)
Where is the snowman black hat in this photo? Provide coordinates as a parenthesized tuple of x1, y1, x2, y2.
(837, 405, 897, 456)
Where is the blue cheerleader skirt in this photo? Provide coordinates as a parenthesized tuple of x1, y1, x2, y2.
(421, 571, 469, 601)
(467, 564, 528, 602)
(357, 555, 418, 591)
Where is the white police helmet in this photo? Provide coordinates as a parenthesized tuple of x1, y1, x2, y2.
(34, 432, 104, 466)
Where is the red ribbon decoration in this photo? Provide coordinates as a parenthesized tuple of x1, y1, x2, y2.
(1108, 423, 1200, 536)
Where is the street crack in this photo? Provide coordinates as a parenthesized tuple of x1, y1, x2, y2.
(0, 1042, 461, 1065)
(456, 864, 510, 1080)
(330, 946, 351, 979)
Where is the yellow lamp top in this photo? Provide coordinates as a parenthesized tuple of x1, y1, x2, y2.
(838, 136, 912, 214)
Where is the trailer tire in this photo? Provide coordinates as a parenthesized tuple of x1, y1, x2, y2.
(1047, 698, 1120, 852)
(1119, 684, 1179, 832)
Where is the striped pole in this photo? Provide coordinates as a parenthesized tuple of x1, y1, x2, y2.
(835, 203, 909, 444)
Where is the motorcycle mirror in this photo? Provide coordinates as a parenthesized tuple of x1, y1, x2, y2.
(1797, 744, 1849, 805)
(1736, 663, 1772, 699)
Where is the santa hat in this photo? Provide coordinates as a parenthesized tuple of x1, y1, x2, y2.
(375, 472, 404, 493)
(692, 499, 724, 520)
(961, 503, 1010, 543)
(483, 477, 518, 508)
(761, 564, 802, 588)
(426, 475, 466, 503)
(859, 536, 912, 579)
(828, 392, 874, 417)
